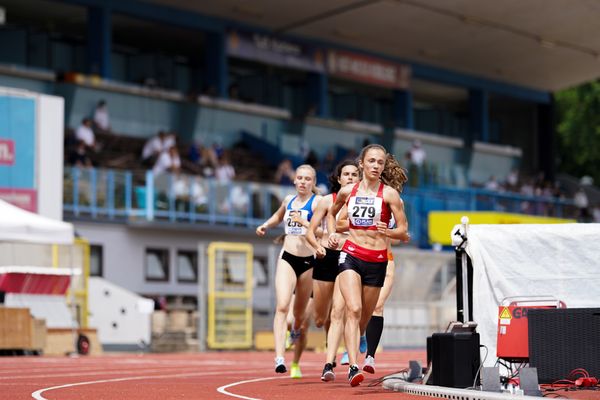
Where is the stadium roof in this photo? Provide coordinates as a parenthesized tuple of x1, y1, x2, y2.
(144, 0, 600, 92)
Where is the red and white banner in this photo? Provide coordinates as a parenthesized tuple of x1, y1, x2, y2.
(0, 138, 15, 165)
(0, 188, 37, 212)
(327, 50, 410, 89)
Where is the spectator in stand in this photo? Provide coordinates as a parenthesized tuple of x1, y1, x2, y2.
(574, 187, 590, 222)
(69, 140, 92, 168)
(173, 174, 208, 211)
(212, 139, 225, 159)
(505, 168, 519, 191)
(76, 118, 96, 152)
(188, 140, 202, 165)
(142, 131, 175, 167)
(407, 139, 426, 167)
(188, 139, 219, 175)
(520, 179, 534, 197)
(93, 100, 110, 132)
(593, 204, 600, 223)
(485, 175, 500, 191)
(552, 182, 564, 200)
(275, 159, 295, 186)
(153, 145, 181, 176)
(215, 153, 236, 183)
(519, 179, 535, 213)
(405, 139, 426, 187)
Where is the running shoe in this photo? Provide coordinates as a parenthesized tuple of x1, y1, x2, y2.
(359, 335, 367, 354)
(285, 330, 293, 349)
(363, 355, 375, 374)
(290, 328, 301, 344)
(275, 357, 287, 374)
(348, 365, 364, 387)
(290, 362, 302, 379)
(321, 363, 335, 382)
(340, 351, 349, 365)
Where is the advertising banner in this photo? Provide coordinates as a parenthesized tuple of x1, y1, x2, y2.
(327, 50, 410, 89)
(428, 211, 574, 245)
(227, 29, 325, 73)
(0, 95, 37, 211)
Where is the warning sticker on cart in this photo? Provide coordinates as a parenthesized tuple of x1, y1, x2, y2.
(499, 307, 512, 325)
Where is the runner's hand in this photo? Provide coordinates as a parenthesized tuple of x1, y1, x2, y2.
(376, 221, 388, 236)
(256, 224, 267, 236)
(328, 233, 339, 249)
(316, 245, 326, 258)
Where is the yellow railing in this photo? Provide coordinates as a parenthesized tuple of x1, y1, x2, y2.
(207, 242, 253, 349)
(51, 238, 90, 328)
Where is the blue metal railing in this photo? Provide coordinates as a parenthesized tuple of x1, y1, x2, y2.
(63, 167, 577, 247)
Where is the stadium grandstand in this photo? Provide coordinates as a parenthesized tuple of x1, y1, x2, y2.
(1, 0, 599, 359)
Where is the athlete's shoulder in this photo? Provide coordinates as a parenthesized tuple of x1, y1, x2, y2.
(320, 193, 335, 208)
(311, 193, 323, 207)
(321, 193, 334, 204)
(382, 184, 400, 195)
(382, 185, 402, 201)
(282, 194, 295, 204)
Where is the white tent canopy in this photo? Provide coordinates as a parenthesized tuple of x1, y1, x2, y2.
(466, 223, 600, 365)
(0, 199, 74, 244)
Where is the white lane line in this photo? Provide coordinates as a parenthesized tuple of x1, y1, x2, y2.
(217, 376, 287, 400)
(31, 370, 250, 400)
(9, 366, 204, 380)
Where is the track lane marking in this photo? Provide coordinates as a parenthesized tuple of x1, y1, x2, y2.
(31, 370, 254, 400)
(217, 376, 288, 400)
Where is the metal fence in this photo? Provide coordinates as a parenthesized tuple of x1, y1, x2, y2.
(63, 167, 577, 247)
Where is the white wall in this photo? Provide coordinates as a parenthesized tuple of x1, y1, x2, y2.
(37, 94, 64, 220)
(88, 277, 154, 346)
(73, 221, 273, 297)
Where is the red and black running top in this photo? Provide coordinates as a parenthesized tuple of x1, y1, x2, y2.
(346, 182, 391, 231)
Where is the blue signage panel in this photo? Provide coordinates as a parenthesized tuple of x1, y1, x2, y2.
(0, 95, 36, 189)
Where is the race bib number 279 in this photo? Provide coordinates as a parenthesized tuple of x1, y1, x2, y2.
(349, 196, 381, 227)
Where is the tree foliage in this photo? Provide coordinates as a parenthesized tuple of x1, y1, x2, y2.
(555, 80, 600, 184)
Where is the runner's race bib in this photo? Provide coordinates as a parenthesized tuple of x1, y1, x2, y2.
(284, 209, 309, 235)
(348, 196, 382, 227)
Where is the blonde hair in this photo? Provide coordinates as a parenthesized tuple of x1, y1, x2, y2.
(358, 144, 408, 192)
(295, 164, 320, 194)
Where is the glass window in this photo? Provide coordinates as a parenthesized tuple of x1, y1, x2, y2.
(89, 244, 103, 277)
(177, 250, 197, 283)
(145, 248, 169, 282)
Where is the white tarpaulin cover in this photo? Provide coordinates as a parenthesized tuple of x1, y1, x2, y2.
(0, 199, 73, 244)
(466, 223, 600, 364)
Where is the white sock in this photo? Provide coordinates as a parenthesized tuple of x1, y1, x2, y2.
(275, 356, 285, 365)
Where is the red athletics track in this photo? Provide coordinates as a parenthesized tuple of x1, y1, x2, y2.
(1, 350, 433, 400)
(2, 350, 599, 400)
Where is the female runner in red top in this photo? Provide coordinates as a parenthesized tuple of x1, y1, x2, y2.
(327, 144, 409, 386)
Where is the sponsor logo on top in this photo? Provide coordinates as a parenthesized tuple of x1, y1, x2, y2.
(353, 218, 374, 226)
(355, 197, 374, 205)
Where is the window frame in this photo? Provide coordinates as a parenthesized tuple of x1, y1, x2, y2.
(144, 247, 170, 282)
(176, 249, 198, 284)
